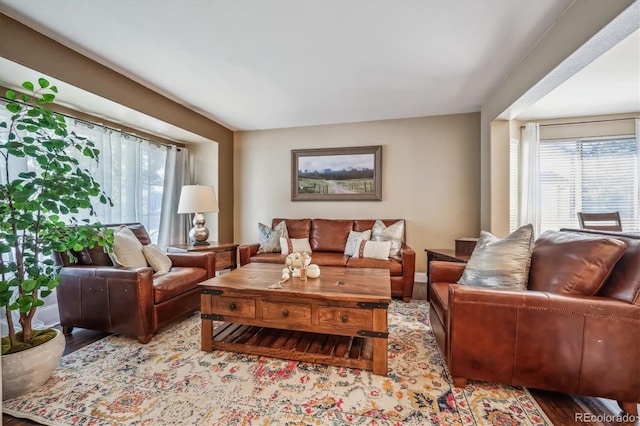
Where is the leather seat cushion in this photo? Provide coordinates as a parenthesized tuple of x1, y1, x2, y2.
(310, 252, 349, 267)
(154, 267, 207, 304)
(347, 257, 402, 275)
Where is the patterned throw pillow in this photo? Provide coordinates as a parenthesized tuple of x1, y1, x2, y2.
(352, 239, 391, 260)
(257, 221, 289, 254)
(457, 224, 534, 290)
(344, 229, 372, 257)
(371, 220, 404, 260)
(280, 238, 313, 255)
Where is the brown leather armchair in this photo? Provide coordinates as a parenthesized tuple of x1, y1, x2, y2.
(429, 229, 640, 415)
(55, 223, 216, 343)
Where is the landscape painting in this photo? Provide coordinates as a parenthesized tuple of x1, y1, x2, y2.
(291, 145, 382, 201)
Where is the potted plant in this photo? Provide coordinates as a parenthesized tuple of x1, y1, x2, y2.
(0, 78, 113, 399)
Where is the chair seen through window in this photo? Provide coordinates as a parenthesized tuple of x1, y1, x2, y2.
(576, 211, 623, 232)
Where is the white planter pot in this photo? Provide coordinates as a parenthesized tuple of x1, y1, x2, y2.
(2, 328, 65, 400)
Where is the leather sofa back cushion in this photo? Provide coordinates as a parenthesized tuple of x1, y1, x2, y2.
(311, 219, 354, 252)
(595, 234, 640, 305)
(528, 230, 627, 295)
(272, 218, 311, 239)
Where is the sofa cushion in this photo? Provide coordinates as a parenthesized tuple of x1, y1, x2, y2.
(273, 218, 311, 239)
(371, 219, 405, 260)
(308, 252, 349, 267)
(344, 229, 372, 256)
(142, 244, 173, 276)
(126, 223, 152, 245)
(153, 267, 207, 304)
(249, 252, 287, 264)
(257, 221, 289, 254)
(310, 219, 353, 252)
(346, 257, 403, 276)
(528, 230, 627, 296)
(458, 224, 534, 290)
(596, 234, 640, 306)
(110, 226, 148, 268)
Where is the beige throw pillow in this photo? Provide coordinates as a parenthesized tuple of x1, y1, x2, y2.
(344, 230, 372, 257)
(352, 239, 391, 260)
(110, 226, 148, 268)
(457, 224, 534, 290)
(280, 237, 312, 255)
(142, 244, 173, 276)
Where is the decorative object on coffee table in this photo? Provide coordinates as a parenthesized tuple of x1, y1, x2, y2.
(177, 185, 219, 246)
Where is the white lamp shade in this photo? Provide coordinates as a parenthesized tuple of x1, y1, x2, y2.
(177, 185, 219, 213)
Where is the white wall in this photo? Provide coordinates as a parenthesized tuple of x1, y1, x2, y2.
(234, 113, 481, 273)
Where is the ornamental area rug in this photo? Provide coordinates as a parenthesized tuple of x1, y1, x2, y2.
(4, 300, 551, 426)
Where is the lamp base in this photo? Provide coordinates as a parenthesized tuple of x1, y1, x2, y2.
(190, 240, 210, 246)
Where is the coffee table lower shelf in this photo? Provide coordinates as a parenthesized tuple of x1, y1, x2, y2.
(209, 322, 376, 371)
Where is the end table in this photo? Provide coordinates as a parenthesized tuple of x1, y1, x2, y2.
(167, 242, 238, 272)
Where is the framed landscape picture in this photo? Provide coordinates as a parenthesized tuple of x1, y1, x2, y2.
(291, 145, 382, 201)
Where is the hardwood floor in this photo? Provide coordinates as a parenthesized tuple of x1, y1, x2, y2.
(3, 325, 638, 425)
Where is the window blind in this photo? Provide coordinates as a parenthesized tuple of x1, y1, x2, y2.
(539, 136, 638, 232)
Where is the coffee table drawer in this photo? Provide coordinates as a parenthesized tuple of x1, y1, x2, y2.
(211, 297, 255, 319)
(318, 306, 372, 329)
(262, 301, 311, 326)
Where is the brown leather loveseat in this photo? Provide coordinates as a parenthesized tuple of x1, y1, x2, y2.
(238, 218, 416, 301)
(55, 223, 216, 343)
(429, 228, 640, 415)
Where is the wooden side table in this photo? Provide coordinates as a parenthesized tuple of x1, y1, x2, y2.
(167, 242, 238, 272)
(424, 249, 470, 300)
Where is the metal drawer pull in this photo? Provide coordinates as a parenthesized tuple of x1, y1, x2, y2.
(282, 310, 289, 317)
(229, 303, 236, 311)
(341, 315, 348, 323)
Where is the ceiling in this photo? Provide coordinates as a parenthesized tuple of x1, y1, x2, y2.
(0, 0, 638, 138)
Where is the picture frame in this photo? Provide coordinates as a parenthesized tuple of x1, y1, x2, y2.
(291, 145, 382, 201)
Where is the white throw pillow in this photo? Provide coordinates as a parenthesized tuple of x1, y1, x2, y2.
(344, 229, 372, 256)
(280, 237, 312, 255)
(351, 239, 391, 260)
(142, 244, 173, 276)
(110, 226, 148, 267)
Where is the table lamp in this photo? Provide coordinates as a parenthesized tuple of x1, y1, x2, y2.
(177, 185, 219, 246)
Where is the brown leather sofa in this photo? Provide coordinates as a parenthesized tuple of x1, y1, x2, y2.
(238, 218, 416, 301)
(55, 223, 216, 343)
(429, 228, 640, 415)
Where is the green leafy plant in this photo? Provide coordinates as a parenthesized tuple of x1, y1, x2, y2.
(0, 78, 114, 354)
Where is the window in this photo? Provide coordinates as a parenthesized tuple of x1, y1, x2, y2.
(538, 136, 638, 232)
(0, 101, 169, 242)
(509, 138, 519, 232)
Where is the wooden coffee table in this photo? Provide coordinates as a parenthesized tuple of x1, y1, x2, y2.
(199, 263, 391, 375)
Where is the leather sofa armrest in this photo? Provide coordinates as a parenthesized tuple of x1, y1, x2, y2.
(431, 261, 466, 283)
(446, 285, 640, 401)
(238, 243, 260, 266)
(57, 266, 155, 338)
(400, 244, 416, 300)
(168, 252, 216, 278)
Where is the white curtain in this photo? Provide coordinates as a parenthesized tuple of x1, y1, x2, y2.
(637, 118, 640, 222)
(518, 123, 541, 235)
(158, 147, 192, 247)
(64, 122, 168, 242)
